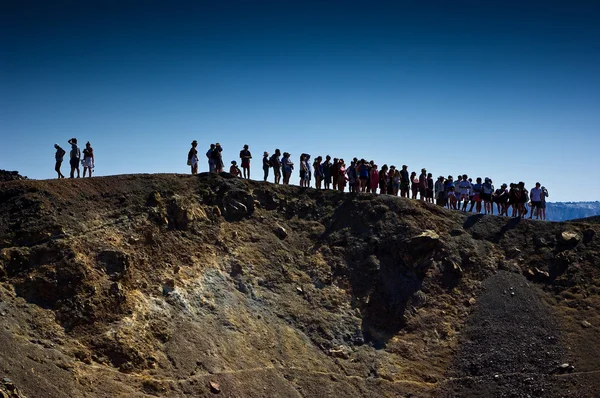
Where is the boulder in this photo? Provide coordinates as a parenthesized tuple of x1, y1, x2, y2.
(274, 225, 287, 240)
(221, 190, 254, 221)
(166, 195, 207, 230)
(581, 320, 592, 328)
(209, 381, 221, 394)
(398, 230, 441, 269)
(583, 229, 595, 244)
(97, 250, 130, 276)
(559, 231, 581, 245)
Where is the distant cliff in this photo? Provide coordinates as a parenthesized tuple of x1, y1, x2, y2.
(546, 201, 600, 221)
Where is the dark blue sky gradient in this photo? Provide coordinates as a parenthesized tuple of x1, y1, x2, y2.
(2, 1, 599, 201)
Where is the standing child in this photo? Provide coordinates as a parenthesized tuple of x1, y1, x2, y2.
(229, 161, 241, 177)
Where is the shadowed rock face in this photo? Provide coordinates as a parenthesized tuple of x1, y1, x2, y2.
(0, 173, 599, 397)
(0, 170, 27, 182)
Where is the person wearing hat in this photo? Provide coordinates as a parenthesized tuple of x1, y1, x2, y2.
(188, 141, 199, 174)
(67, 138, 81, 178)
(54, 143, 66, 179)
(262, 151, 270, 182)
(229, 160, 241, 177)
(239, 144, 252, 179)
(82, 141, 95, 178)
(282, 152, 294, 184)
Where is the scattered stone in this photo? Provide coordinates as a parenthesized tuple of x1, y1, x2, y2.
(525, 267, 550, 282)
(162, 279, 176, 295)
(467, 298, 477, 306)
(559, 231, 581, 245)
(511, 292, 515, 297)
(508, 248, 522, 258)
(583, 229, 595, 243)
(534, 236, 547, 247)
(230, 262, 244, 277)
(296, 286, 304, 294)
(556, 363, 575, 373)
(209, 381, 221, 393)
(329, 345, 351, 359)
(97, 250, 130, 276)
(275, 225, 288, 240)
(581, 320, 592, 328)
(221, 190, 254, 221)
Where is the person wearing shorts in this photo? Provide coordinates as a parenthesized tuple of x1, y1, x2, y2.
(529, 182, 542, 219)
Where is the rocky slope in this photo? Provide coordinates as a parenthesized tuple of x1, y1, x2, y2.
(0, 173, 599, 397)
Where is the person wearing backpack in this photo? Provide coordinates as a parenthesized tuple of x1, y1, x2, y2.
(481, 177, 494, 214)
(54, 143, 66, 179)
(67, 138, 81, 178)
(212, 143, 224, 173)
(270, 149, 281, 184)
(518, 181, 529, 218)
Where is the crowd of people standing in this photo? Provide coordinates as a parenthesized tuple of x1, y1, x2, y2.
(189, 142, 550, 220)
(54, 138, 95, 179)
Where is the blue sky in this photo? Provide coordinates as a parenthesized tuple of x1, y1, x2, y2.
(1, 0, 599, 201)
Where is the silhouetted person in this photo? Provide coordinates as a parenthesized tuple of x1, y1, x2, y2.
(67, 138, 80, 178)
(239, 144, 252, 179)
(82, 141, 95, 177)
(188, 140, 199, 174)
(54, 144, 66, 178)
